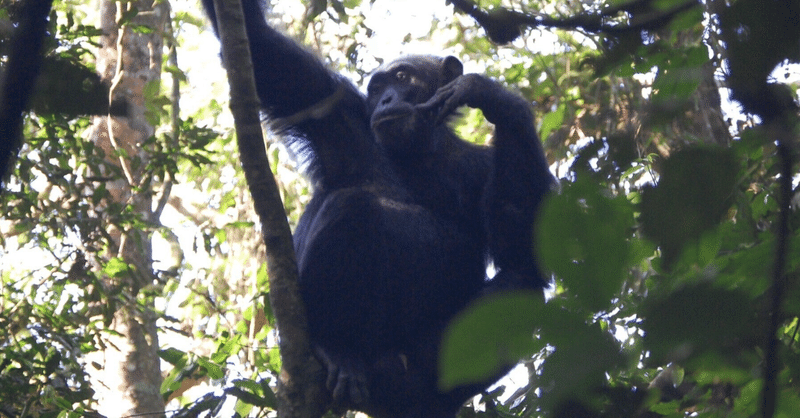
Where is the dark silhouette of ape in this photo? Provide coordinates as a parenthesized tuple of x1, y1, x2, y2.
(203, 1, 554, 417)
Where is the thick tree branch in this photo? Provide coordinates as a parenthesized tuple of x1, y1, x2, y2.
(447, 0, 699, 44)
(208, 0, 326, 417)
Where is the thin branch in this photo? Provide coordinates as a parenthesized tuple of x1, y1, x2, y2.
(153, 22, 181, 221)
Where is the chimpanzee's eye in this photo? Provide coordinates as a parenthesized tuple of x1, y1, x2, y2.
(395, 70, 410, 83)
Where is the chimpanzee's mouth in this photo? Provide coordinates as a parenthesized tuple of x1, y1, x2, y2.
(371, 109, 412, 129)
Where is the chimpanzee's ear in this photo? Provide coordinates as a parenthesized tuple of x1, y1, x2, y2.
(440, 56, 463, 85)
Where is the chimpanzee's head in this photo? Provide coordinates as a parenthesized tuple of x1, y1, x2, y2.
(366, 55, 463, 156)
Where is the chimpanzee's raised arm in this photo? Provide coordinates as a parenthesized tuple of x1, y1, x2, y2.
(418, 73, 554, 290)
(202, 0, 378, 188)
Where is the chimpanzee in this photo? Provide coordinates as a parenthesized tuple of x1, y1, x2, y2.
(202, 1, 554, 417)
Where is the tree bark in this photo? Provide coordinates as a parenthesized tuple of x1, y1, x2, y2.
(85, 0, 169, 415)
(208, 0, 327, 417)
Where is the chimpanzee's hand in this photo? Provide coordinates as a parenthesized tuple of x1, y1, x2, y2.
(315, 347, 369, 405)
(417, 74, 509, 125)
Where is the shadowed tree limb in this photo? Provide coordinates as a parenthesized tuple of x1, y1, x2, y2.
(208, 0, 327, 416)
(447, 0, 699, 44)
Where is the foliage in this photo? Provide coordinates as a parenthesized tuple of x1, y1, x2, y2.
(440, 1, 800, 418)
(1, 0, 280, 415)
(0, 5, 125, 409)
(2, 0, 799, 417)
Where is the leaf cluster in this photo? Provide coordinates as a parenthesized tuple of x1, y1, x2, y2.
(439, 1, 800, 417)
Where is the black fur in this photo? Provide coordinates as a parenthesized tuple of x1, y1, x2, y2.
(203, 2, 554, 417)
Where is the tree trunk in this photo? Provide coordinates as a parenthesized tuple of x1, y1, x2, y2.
(85, 0, 169, 415)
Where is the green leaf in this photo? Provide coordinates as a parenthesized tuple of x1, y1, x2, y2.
(231, 378, 277, 409)
(198, 357, 225, 380)
(232, 378, 263, 395)
(651, 67, 702, 102)
(439, 292, 546, 390)
(212, 333, 242, 363)
(102, 258, 130, 278)
(642, 284, 760, 364)
(538, 312, 627, 410)
(539, 103, 566, 140)
(234, 400, 254, 418)
(158, 347, 187, 365)
(537, 177, 634, 311)
(640, 146, 737, 269)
